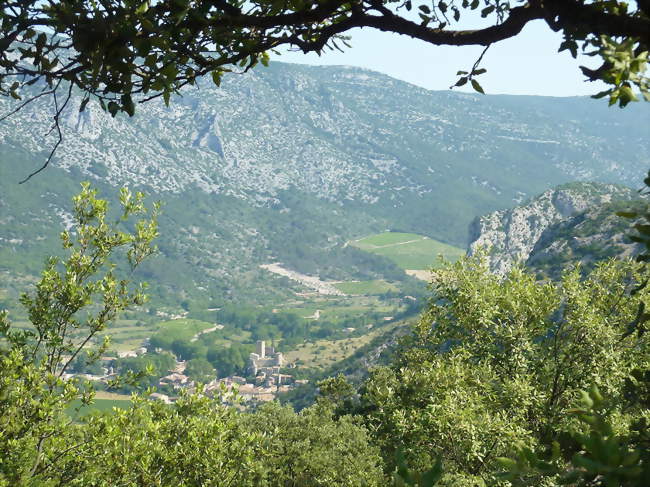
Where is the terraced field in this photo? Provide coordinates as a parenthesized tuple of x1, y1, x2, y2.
(351, 232, 465, 270)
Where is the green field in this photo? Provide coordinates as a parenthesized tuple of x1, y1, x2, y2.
(351, 232, 465, 270)
(68, 398, 131, 416)
(152, 318, 214, 339)
(333, 280, 397, 295)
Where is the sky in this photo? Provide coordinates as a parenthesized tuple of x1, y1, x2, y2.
(273, 19, 607, 97)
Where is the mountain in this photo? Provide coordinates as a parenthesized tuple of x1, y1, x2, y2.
(468, 182, 644, 275)
(1, 62, 649, 308)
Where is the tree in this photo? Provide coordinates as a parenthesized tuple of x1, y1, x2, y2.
(241, 401, 385, 486)
(0, 183, 159, 484)
(206, 343, 249, 378)
(0, 0, 647, 122)
(170, 338, 205, 361)
(0, 185, 391, 486)
(48, 392, 266, 486)
(499, 385, 650, 486)
(185, 357, 217, 383)
(357, 253, 650, 484)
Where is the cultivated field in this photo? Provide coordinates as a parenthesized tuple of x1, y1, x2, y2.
(283, 320, 404, 369)
(351, 232, 465, 270)
(333, 280, 397, 295)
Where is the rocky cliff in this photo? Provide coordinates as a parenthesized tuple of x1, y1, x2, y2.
(468, 182, 639, 274)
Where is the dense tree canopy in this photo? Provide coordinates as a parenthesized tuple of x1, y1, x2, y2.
(354, 254, 650, 484)
(1, 0, 648, 119)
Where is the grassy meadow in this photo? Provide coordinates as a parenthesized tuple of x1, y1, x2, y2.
(351, 232, 465, 270)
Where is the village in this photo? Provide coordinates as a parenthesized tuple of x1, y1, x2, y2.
(64, 339, 307, 406)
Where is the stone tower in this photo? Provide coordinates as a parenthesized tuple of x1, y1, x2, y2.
(256, 340, 265, 358)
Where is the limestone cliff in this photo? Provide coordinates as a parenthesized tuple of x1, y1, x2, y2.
(468, 182, 638, 274)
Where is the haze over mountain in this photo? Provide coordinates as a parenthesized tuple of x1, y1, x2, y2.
(1, 62, 648, 307)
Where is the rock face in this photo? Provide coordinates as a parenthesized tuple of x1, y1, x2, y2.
(468, 182, 637, 274)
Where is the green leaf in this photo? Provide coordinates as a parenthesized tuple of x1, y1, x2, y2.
(211, 70, 222, 87)
(121, 94, 135, 117)
(592, 89, 612, 99)
(471, 79, 485, 94)
(135, 1, 149, 15)
(481, 5, 495, 17)
(496, 457, 518, 469)
(107, 101, 120, 117)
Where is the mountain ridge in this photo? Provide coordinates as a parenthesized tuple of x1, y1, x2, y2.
(1, 61, 649, 308)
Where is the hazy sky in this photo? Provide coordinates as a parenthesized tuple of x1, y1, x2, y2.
(273, 19, 607, 97)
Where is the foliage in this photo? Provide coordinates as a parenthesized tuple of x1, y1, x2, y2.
(0, 183, 159, 484)
(0, 185, 392, 486)
(499, 385, 650, 486)
(206, 343, 251, 378)
(113, 351, 176, 391)
(68, 352, 104, 375)
(357, 254, 650, 484)
(53, 393, 266, 486)
(393, 451, 443, 487)
(241, 401, 385, 486)
(184, 357, 216, 383)
(1, 0, 648, 118)
(618, 170, 650, 262)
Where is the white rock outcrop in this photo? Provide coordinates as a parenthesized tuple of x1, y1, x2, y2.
(468, 183, 634, 274)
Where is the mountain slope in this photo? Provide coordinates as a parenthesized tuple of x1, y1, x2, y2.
(1, 62, 649, 307)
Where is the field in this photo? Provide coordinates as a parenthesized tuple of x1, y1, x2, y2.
(67, 391, 132, 416)
(283, 320, 404, 369)
(280, 296, 399, 322)
(332, 280, 397, 295)
(351, 232, 465, 270)
(149, 318, 215, 344)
